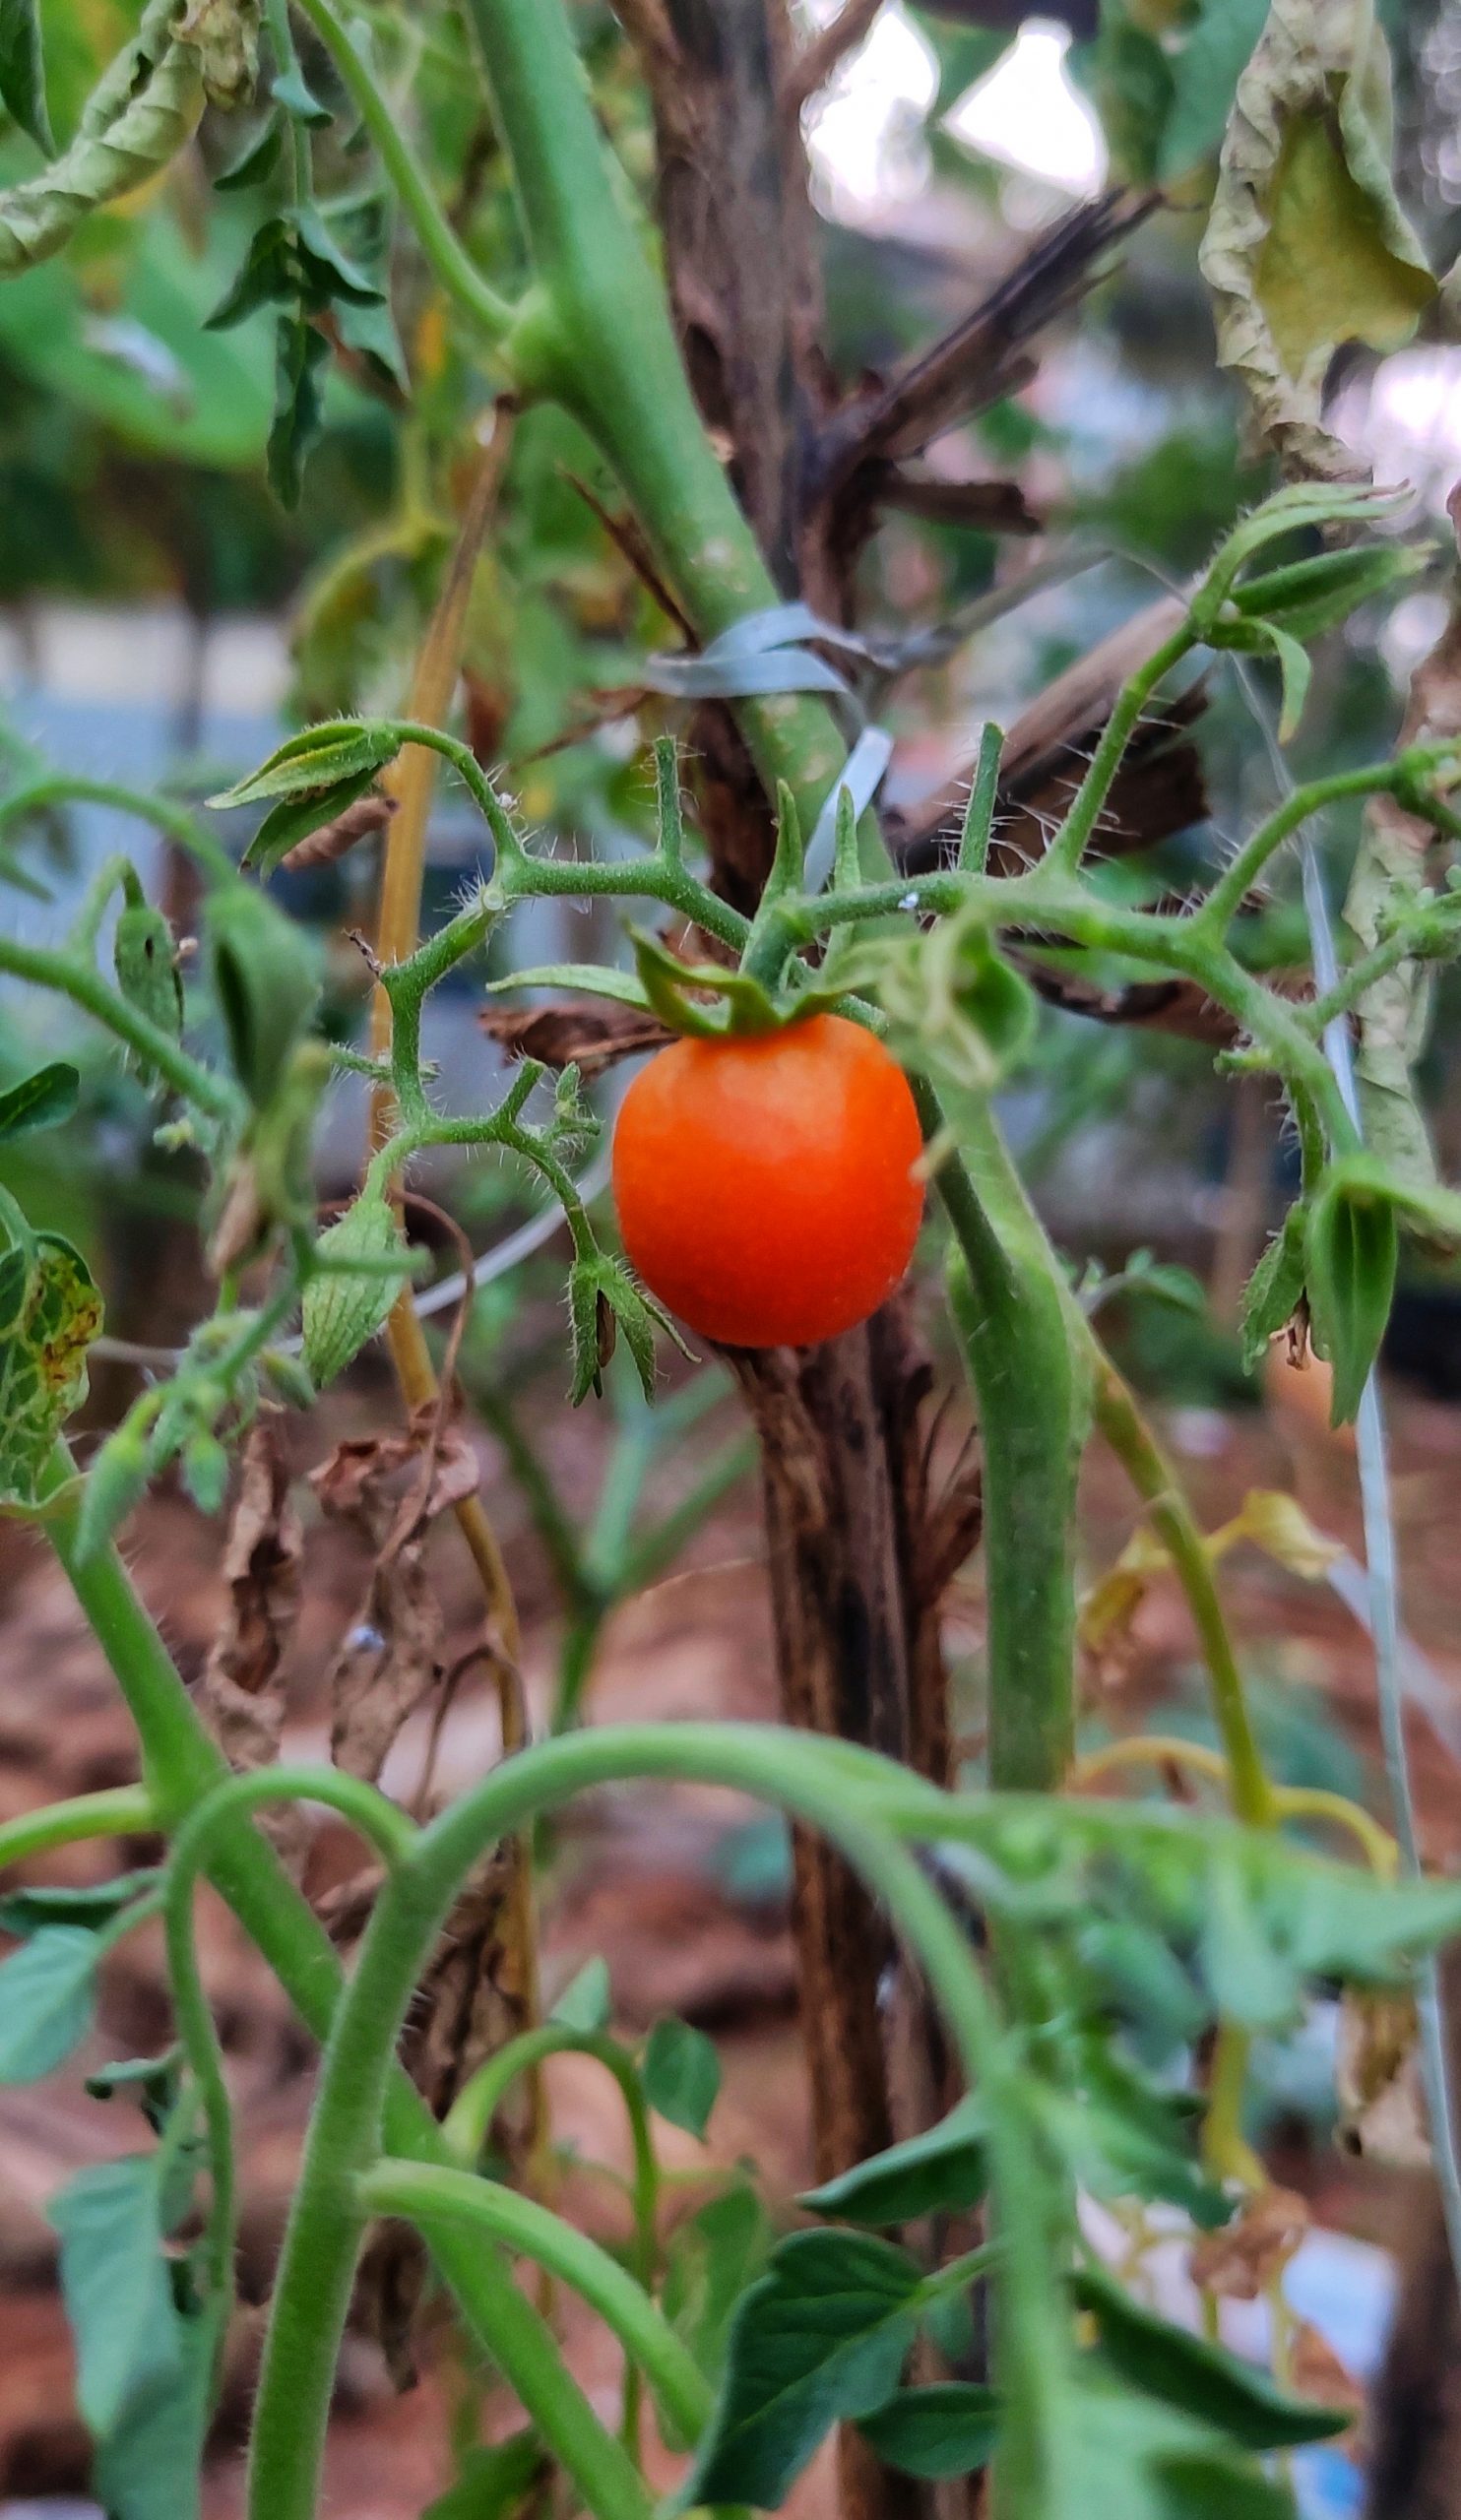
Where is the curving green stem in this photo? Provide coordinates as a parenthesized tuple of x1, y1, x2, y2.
(355, 2158, 710, 2447)
(0, 1782, 155, 1869)
(445, 2025, 660, 2288)
(0, 774, 235, 885)
(926, 1085, 1086, 1791)
(0, 932, 242, 1123)
(241, 1724, 1063, 2520)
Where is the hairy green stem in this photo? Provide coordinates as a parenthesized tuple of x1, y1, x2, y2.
(0, 934, 241, 1123)
(927, 1087, 1085, 1791)
(0, 1782, 155, 1869)
(356, 2158, 710, 2444)
(290, 0, 519, 342)
(444, 2024, 660, 2286)
(0, 776, 233, 885)
(241, 1724, 1060, 2520)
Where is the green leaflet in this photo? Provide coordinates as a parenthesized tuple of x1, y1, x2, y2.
(1302, 1159, 1398, 1424)
(1198, 0, 1434, 477)
(0, 0, 53, 156)
(0, 0, 205, 280)
(0, 1058, 78, 1143)
(642, 2016, 721, 2140)
(0, 1196, 102, 1507)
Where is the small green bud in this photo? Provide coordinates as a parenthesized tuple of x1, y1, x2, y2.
(113, 896, 183, 1082)
(260, 1348, 316, 1410)
(181, 1430, 230, 1516)
(300, 1190, 410, 1386)
(1239, 1205, 1307, 1375)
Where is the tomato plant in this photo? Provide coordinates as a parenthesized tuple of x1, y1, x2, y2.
(3, 4, 1461, 2520)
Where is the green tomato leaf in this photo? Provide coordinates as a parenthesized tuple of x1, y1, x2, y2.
(550, 1955, 612, 2033)
(798, 2096, 987, 2227)
(857, 2383, 1001, 2480)
(240, 765, 380, 878)
(267, 310, 329, 510)
(205, 215, 296, 331)
(687, 2229, 925, 2508)
(1073, 2263, 1350, 2452)
(1159, 0, 1269, 178)
(423, 2432, 546, 2520)
(0, 1875, 157, 1938)
(91, 2308, 208, 2520)
(213, 110, 284, 191)
(1262, 621, 1313, 745)
(0, 1059, 78, 1143)
(1239, 1207, 1307, 1373)
(205, 883, 320, 1108)
(211, 720, 402, 813)
(662, 2180, 775, 2383)
(0, 1924, 97, 2081)
(0, 0, 54, 156)
(643, 2016, 721, 2140)
(49, 2157, 182, 2438)
(1303, 1159, 1398, 1423)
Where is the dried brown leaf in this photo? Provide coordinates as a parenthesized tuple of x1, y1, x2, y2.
(311, 1406, 482, 1785)
(1189, 2185, 1309, 2300)
(279, 790, 398, 872)
(478, 996, 672, 1077)
(197, 1417, 305, 1868)
(1336, 1986, 1430, 2168)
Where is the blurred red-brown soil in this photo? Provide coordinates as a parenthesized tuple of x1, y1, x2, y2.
(1, 1359, 1459, 2514)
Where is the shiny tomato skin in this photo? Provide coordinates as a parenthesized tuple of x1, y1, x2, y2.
(611, 1013, 923, 1348)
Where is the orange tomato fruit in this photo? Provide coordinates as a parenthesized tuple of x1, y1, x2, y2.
(611, 1013, 924, 1348)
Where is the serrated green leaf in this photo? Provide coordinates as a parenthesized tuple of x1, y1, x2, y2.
(49, 2157, 181, 2438)
(1239, 1208, 1307, 1373)
(1073, 2263, 1350, 2452)
(1303, 1160, 1398, 1423)
(267, 310, 329, 509)
(0, 1925, 96, 2081)
(687, 2229, 924, 2508)
(550, 1955, 611, 2032)
(0, 1059, 78, 1142)
(663, 2181, 775, 2383)
(481, 964, 655, 1013)
(857, 2383, 1001, 2479)
(295, 204, 383, 308)
(301, 1191, 411, 1386)
(799, 2096, 987, 2227)
(0, 0, 54, 156)
(240, 765, 379, 878)
(214, 110, 283, 191)
(211, 721, 402, 813)
(204, 214, 295, 330)
(643, 2016, 720, 2140)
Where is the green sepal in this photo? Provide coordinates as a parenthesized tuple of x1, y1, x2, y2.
(301, 1189, 411, 1387)
(1239, 1204, 1307, 1372)
(1303, 1157, 1399, 1424)
(205, 883, 320, 1107)
(566, 1248, 690, 1404)
(630, 928, 779, 1040)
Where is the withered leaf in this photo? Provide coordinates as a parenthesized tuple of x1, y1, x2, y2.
(279, 789, 398, 872)
(197, 1416, 305, 1870)
(1189, 2185, 1309, 2300)
(478, 996, 672, 1078)
(1199, 0, 1434, 478)
(311, 1405, 481, 1785)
